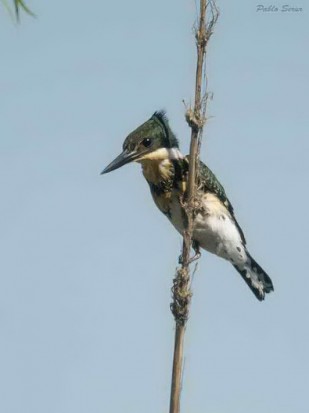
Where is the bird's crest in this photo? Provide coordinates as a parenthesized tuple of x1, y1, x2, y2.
(151, 110, 179, 148)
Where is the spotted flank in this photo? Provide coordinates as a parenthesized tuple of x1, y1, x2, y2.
(102, 110, 274, 301)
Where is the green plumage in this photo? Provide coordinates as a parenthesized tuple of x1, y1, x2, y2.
(184, 156, 228, 202)
(102, 110, 273, 300)
(195, 159, 246, 244)
(182, 157, 246, 244)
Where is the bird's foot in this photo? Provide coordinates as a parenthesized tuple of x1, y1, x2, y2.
(178, 254, 184, 265)
(188, 241, 201, 264)
(178, 241, 201, 265)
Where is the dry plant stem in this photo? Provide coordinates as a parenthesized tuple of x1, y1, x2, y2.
(169, 1, 218, 412)
(169, 324, 185, 413)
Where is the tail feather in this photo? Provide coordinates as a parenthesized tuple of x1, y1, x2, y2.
(233, 252, 274, 301)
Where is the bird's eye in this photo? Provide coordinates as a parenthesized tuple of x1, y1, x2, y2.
(142, 138, 152, 148)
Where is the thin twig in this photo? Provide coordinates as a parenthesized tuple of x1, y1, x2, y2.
(169, 1, 219, 412)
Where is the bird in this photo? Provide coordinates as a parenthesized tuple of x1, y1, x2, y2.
(101, 111, 274, 301)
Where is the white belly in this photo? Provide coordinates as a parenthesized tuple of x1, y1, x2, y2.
(168, 192, 246, 267)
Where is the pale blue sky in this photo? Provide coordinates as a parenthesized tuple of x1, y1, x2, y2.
(0, 1, 308, 412)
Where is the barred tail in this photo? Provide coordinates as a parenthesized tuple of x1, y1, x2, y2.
(233, 252, 274, 301)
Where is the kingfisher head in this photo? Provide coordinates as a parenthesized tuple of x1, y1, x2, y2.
(101, 111, 180, 174)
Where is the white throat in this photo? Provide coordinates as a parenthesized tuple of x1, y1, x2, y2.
(140, 147, 184, 161)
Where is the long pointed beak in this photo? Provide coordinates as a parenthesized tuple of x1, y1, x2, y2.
(101, 150, 139, 174)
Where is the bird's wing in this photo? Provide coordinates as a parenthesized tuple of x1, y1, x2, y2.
(185, 156, 246, 244)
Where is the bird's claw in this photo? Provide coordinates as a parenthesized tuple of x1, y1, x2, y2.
(178, 241, 201, 265)
(188, 250, 201, 264)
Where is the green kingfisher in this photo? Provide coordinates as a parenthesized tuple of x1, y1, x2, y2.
(101, 111, 274, 301)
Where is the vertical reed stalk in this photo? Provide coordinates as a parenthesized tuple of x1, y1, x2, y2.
(169, 2, 219, 412)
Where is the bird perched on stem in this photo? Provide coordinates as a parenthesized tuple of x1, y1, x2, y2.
(101, 111, 274, 301)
